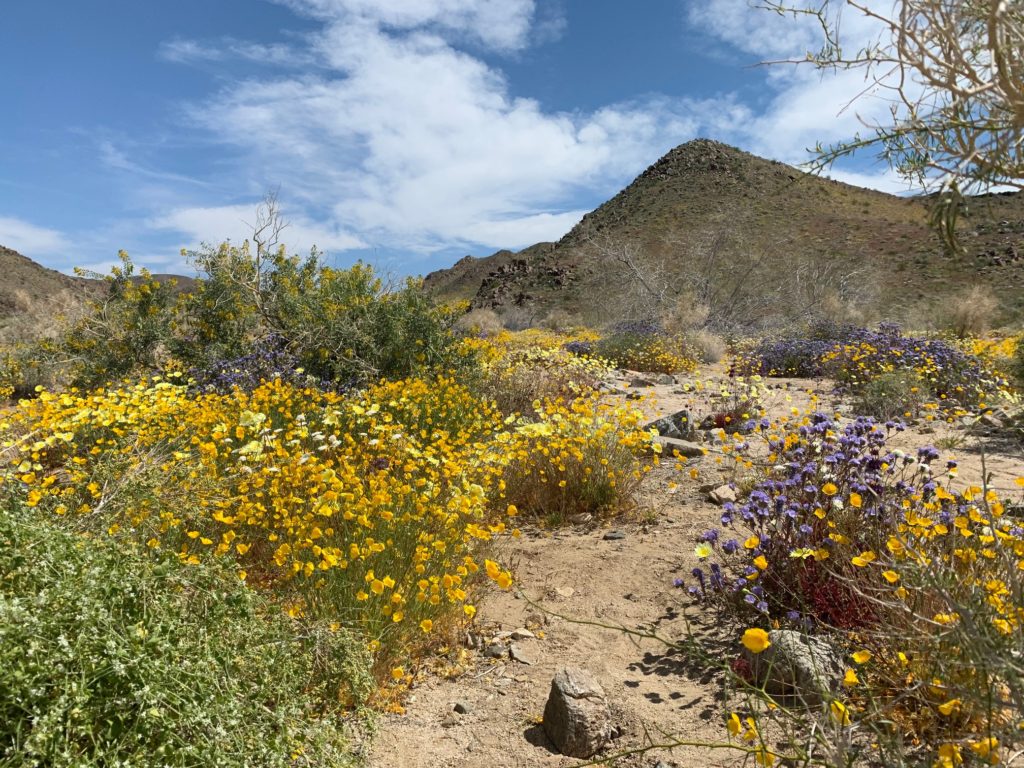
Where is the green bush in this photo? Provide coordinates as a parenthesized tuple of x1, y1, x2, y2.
(593, 321, 698, 374)
(0, 504, 370, 767)
(58, 253, 179, 389)
(1012, 333, 1024, 387)
(17, 244, 471, 392)
(853, 369, 927, 421)
(264, 255, 469, 385)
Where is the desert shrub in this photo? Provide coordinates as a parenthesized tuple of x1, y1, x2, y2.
(730, 336, 833, 377)
(704, 376, 766, 433)
(688, 413, 1024, 766)
(452, 307, 503, 337)
(595, 320, 698, 374)
(0, 503, 365, 768)
(171, 241, 265, 368)
(1, 376, 513, 679)
(853, 369, 927, 422)
(245, 256, 469, 386)
(539, 308, 578, 333)
(820, 327, 1010, 414)
(1012, 333, 1024, 386)
(685, 328, 728, 364)
(475, 344, 614, 417)
(187, 334, 323, 394)
(734, 323, 1011, 415)
(39, 246, 469, 391)
(58, 254, 179, 388)
(0, 342, 67, 399)
(496, 393, 657, 525)
(941, 284, 1000, 338)
(661, 297, 710, 336)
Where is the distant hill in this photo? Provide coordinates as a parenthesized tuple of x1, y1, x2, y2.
(425, 139, 1024, 329)
(0, 246, 103, 341)
(0, 246, 195, 342)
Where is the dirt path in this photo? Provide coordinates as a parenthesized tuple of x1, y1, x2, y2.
(367, 368, 1024, 768)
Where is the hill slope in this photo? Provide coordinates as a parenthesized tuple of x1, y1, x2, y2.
(425, 139, 1024, 328)
(0, 247, 197, 342)
(0, 246, 106, 341)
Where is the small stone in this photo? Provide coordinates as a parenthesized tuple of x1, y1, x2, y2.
(603, 530, 626, 541)
(525, 609, 549, 626)
(645, 409, 693, 440)
(980, 413, 1004, 429)
(454, 701, 473, 715)
(744, 629, 844, 703)
(509, 643, 534, 665)
(511, 628, 535, 640)
(484, 643, 506, 659)
(709, 484, 737, 505)
(542, 667, 612, 758)
(654, 436, 705, 458)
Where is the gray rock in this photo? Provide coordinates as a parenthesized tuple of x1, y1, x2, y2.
(542, 667, 612, 758)
(511, 628, 536, 640)
(979, 413, 1005, 430)
(653, 436, 705, 458)
(484, 643, 507, 659)
(509, 643, 534, 665)
(603, 530, 626, 541)
(744, 630, 844, 703)
(454, 700, 473, 714)
(709, 484, 737, 505)
(645, 409, 694, 440)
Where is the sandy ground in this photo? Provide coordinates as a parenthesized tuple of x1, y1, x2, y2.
(366, 366, 1023, 768)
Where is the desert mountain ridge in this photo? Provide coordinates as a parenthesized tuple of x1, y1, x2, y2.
(425, 138, 1024, 328)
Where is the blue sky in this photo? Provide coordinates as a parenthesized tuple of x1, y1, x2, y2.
(1, 0, 902, 277)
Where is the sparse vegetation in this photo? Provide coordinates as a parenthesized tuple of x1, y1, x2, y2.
(0, 503, 367, 768)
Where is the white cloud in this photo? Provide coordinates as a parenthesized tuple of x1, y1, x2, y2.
(688, 0, 824, 59)
(99, 141, 210, 187)
(688, 0, 921, 176)
(826, 167, 913, 194)
(158, 37, 315, 67)
(182, 20, 701, 253)
(274, 0, 538, 51)
(150, 203, 365, 254)
(0, 216, 71, 257)
(145, 0, 919, 267)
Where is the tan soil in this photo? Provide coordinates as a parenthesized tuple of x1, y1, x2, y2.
(367, 366, 1023, 768)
